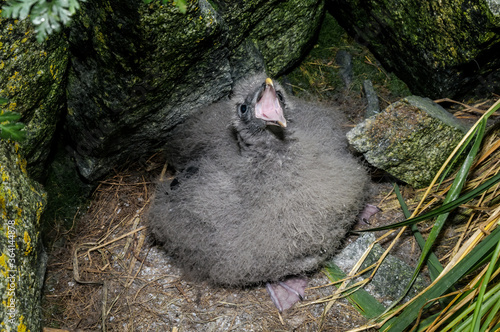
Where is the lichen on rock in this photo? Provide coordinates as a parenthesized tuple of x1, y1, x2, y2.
(0, 140, 47, 332)
(347, 96, 468, 188)
(0, 10, 68, 181)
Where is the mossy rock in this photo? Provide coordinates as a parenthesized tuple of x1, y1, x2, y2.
(0, 140, 47, 331)
(287, 12, 410, 103)
(65, 0, 324, 181)
(347, 96, 468, 188)
(328, 0, 500, 99)
(0, 5, 68, 181)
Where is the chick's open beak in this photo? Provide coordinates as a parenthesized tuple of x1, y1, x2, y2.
(255, 78, 287, 128)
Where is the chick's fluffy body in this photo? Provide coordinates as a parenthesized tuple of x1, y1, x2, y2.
(149, 74, 368, 286)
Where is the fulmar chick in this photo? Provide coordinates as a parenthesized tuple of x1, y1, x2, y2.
(148, 74, 369, 310)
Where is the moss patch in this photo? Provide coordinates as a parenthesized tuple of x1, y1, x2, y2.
(329, 0, 500, 99)
(286, 13, 410, 103)
(0, 12, 68, 181)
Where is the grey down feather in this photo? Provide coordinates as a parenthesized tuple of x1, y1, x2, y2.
(148, 73, 369, 286)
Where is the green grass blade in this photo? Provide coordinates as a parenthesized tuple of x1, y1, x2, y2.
(357, 171, 500, 233)
(393, 183, 443, 280)
(324, 263, 386, 319)
(489, 323, 500, 332)
(393, 183, 412, 218)
(414, 312, 450, 332)
(443, 283, 500, 332)
(380, 227, 500, 332)
(406, 118, 486, 287)
(437, 132, 474, 187)
(382, 118, 488, 322)
(471, 235, 500, 332)
(479, 289, 500, 332)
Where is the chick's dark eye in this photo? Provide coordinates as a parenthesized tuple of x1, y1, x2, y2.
(238, 104, 247, 115)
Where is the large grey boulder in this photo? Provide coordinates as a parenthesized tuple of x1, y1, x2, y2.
(0, 141, 47, 331)
(328, 0, 500, 99)
(347, 96, 468, 188)
(66, 0, 324, 181)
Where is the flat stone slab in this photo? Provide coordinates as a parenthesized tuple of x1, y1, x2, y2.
(332, 233, 429, 306)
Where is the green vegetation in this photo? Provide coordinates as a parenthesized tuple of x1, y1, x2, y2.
(318, 99, 500, 332)
(0, 96, 26, 141)
(374, 99, 500, 332)
(287, 13, 410, 103)
(1, 0, 187, 43)
(1, 0, 83, 43)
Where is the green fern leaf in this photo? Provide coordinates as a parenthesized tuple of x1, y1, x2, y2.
(0, 122, 26, 142)
(0, 111, 22, 123)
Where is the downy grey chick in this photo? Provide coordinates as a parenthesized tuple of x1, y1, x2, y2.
(148, 74, 369, 304)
